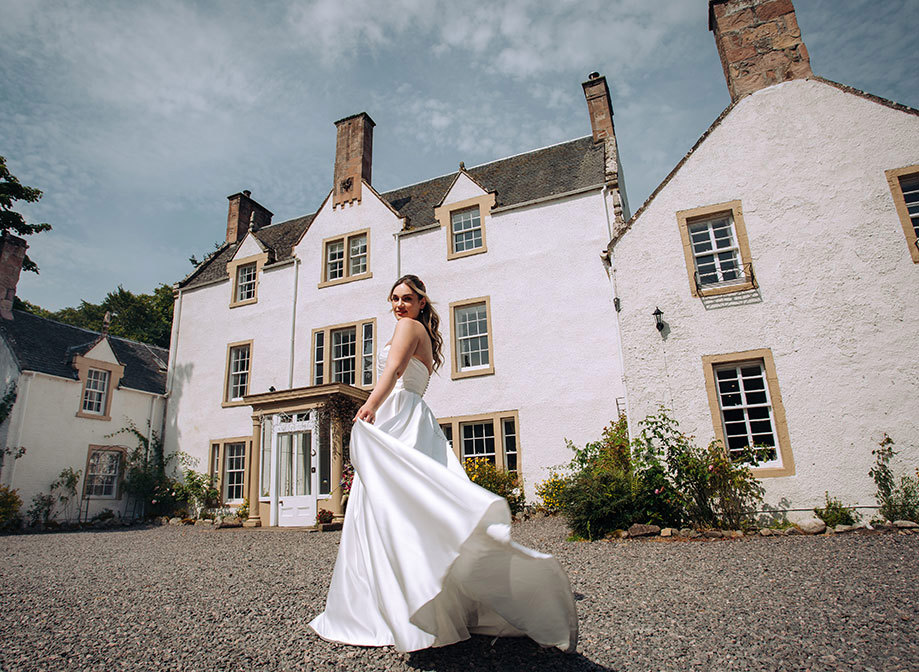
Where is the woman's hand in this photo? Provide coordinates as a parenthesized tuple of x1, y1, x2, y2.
(354, 402, 376, 424)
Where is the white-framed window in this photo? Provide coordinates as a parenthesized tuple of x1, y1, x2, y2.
(85, 449, 121, 498)
(82, 368, 110, 415)
(451, 206, 483, 255)
(235, 262, 257, 302)
(312, 320, 375, 388)
(326, 240, 345, 281)
(321, 230, 371, 286)
(454, 302, 490, 372)
(226, 343, 251, 402)
(439, 411, 520, 472)
(349, 234, 368, 276)
(688, 213, 742, 287)
(224, 442, 246, 502)
(713, 361, 779, 466)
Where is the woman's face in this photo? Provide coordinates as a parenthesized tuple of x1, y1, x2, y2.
(390, 283, 426, 320)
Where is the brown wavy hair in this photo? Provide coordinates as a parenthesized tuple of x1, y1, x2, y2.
(388, 274, 443, 372)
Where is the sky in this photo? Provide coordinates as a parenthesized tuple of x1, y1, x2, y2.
(2, 0, 917, 311)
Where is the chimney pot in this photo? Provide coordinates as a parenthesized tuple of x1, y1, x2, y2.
(709, 0, 812, 101)
(243, 190, 251, 197)
(333, 112, 375, 208)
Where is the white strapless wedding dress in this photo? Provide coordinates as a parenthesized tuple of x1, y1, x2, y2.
(308, 345, 578, 653)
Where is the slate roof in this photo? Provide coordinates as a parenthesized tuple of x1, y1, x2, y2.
(0, 310, 169, 395)
(179, 136, 604, 290)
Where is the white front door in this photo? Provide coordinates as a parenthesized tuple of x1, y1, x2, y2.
(274, 415, 318, 527)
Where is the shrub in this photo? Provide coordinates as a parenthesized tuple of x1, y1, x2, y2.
(26, 493, 54, 527)
(0, 484, 22, 530)
(534, 471, 566, 513)
(236, 498, 249, 521)
(175, 470, 220, 519)
(869, 435, 919, 522)
(464, 458, 525, 515)
(632, 409, 764, 530)
(814, 491, 859, 527)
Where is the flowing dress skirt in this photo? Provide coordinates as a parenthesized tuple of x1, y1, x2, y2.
(309, 385, 578, 653)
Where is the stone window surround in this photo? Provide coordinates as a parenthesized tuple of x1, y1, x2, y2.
(208, 436, 251, 504)
(227, 252, 269, 308)
(449, 296, 495, 380)
(73, 354, 125, 421)
(222, 340, 253, 408)
(676, 200, 755, 297)
(318, 228, 372, 288)
(701, 348, 795, 479)
(437, 410, 520, 472)
(884, 164, 919, 264)
(435, 193, 495, 261)
(310, 318, 377, 390)
(83, 444, 127, 499)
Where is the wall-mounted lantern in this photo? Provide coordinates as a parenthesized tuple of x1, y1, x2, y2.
(652, 307, 664, 332)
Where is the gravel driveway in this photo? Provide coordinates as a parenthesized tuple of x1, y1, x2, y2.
(1, 517, 917, 672)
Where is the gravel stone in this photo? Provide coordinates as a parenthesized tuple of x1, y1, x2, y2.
(798, 517, 827, 535)
(2, 517, 918, 671)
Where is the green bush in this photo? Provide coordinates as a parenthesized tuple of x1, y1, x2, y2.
(26, 493, 54, 527)
(464, 458, 525, 515)
(870, 435, 919, 522)
(0, 484, 22, 530)
(632, 409, 764, 530)
(556, 416, 683, 540)
(814, 491, 860, 527)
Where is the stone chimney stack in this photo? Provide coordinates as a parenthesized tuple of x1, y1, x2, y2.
(709, 0, 813, 102)
(0, 232, 28, 320)
(226, 190, 273, 244)
(333, 112, 375, 208)
(582, 72, 615, 143)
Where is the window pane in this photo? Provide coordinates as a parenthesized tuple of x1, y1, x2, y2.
(326, 240, 344, 280)
(461, 421, 496, 464)
(440, 424, 453, 452)
(451, 207, 483, 253)
(332, 328, 356, 385)
(689, 214, 741, 286)
(313, 331, 325, 385)
(361, 322, 374, 386)
(236, 263, 257, 302)
(224, 442, 246, 501)
(455, 303, 489, 371)
(82, 368, 109, 414)
(228, 345, 250, 400)
(502, 418, 517, 473)
(349, 234, 367, 276)
(319, 426, 330, 495)
(714, 361, 778, 463)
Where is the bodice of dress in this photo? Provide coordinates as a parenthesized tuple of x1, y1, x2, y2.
(379, 344, 430, 396)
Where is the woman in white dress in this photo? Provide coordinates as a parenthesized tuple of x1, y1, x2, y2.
(309, 275, 578, 653)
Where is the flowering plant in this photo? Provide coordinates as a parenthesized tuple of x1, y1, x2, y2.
(316, 509, 334, 525)
(340, 463, 355, 496)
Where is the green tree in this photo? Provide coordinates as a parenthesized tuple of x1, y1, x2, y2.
(0, 155, 51, 273)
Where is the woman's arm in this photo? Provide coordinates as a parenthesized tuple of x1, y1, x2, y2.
(354, 319, 423, 423)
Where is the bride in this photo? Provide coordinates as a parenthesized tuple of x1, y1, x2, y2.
(309, 275, 578, 653)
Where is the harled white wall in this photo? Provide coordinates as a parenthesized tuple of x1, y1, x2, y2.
(613, 79, 919, 516)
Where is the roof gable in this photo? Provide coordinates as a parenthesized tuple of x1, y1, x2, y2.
(231, 232, 268, 261)
(0, 311, 169, 395)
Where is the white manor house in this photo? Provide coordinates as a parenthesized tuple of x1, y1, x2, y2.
(159, 0, 918, 527)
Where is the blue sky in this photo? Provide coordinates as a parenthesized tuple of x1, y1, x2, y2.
(2, 0, 916, 311)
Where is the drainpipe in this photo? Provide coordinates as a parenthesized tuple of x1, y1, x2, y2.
(289, 257, 300, 389)
(165, 287, 183, 398)
(601, 185, 632, 441)
(393, 231, 402, 277)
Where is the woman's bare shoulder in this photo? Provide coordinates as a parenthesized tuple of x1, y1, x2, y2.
(393, 318, 427, 340)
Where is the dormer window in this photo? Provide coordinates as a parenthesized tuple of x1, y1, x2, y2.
(227, 253, 268, 308)
(235, 263, 257, 302)
(82, 369, 110, 415)
(319, 229, 372, 288)
(451, 206, 483, 255)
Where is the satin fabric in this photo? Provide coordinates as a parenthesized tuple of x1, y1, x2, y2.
(309, 346, 578, 653)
